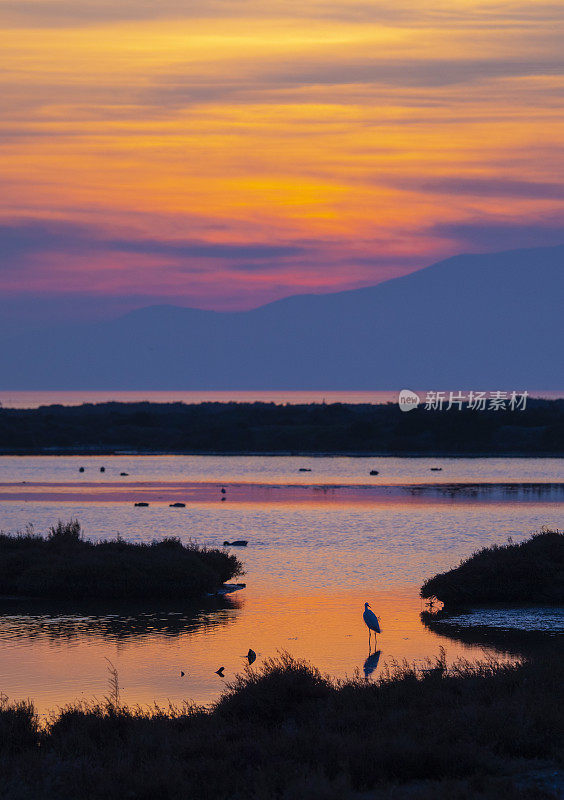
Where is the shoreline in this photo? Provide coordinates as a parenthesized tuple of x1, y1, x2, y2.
(0, 449, 563, 457)
(3, 399, 562, 458)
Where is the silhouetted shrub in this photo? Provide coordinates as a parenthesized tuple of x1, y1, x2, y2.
(421, 529, 564, 606)
(0, 652, 561, 799)
(0, 520, 243, 600)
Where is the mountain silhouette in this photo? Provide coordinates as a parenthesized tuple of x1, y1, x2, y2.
(1, 244, 562, 388)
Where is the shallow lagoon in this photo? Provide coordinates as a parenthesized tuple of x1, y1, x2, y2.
(0, 455, 561, 715)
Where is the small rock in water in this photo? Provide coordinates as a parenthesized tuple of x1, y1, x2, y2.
(370, 470, 379, 475)
(169, 502, 186, 507)
(134, 501, 149, 507)
(100, 467, 105, 473)
(79, 466, 85, 473)
(120, 472, 129, 476)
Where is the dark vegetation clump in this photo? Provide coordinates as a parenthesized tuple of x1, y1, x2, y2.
(0, 520, 243, 600)
(0, 398, 562, 454)
(421, 529, 564, 607)
(0, 652, 562, 799)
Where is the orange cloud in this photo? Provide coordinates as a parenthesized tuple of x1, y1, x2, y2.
(0, 0, 562, 312)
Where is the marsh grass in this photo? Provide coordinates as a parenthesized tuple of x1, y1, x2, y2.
(0, 519, 243, 600)
(104, 659, 121, 708)
(421, 528, 564, 607)
(0, 651, 561, 799)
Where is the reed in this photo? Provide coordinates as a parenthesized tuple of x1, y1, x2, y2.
(0, 651, 561, 799)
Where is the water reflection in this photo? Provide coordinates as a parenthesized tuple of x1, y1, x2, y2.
(0, 591, 524, 715)
(0, 456, 560, 714)
(0, 453, 562, 488)
(404, 482, 564, 502)
(363, 649, 381, 679)
(0, 596, 241, 644)
(421, 610, 564, 658)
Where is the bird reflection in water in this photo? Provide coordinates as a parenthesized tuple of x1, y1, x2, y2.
(363, 649, 381, 680)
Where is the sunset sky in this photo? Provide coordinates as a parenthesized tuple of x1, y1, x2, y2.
(1, 0, 563, 328)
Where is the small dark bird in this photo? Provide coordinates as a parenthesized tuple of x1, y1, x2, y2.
(79, 467, 85, 473)
(221, 487, 226, 494)
(369, 470, 379, 476)
(100, 467, 105, 472)
(221, 496, 226, 501)
(215, 667, 225, 677)
(246, 649, 257, 665)
(120, 472, 129, 476)
(180, 671, 185, 677)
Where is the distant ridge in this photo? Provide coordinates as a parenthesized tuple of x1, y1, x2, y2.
(1, 244, 562, 388)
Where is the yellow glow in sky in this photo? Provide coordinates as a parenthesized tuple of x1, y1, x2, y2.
(0, 0, 563, 310)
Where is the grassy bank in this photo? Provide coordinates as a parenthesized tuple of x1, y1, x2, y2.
(0, 398, 562, 454)
(0, 520, 243, 600)
(0, 652, 562, 799)
(421, 529, 564, 607)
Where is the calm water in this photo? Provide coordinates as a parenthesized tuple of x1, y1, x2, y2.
(2, 454, 563, 485)
(1, 389, 562, 408)
(0, 454, 561, 715)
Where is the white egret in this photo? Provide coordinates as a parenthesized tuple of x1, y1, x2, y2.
(363, 602, 381, 648)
